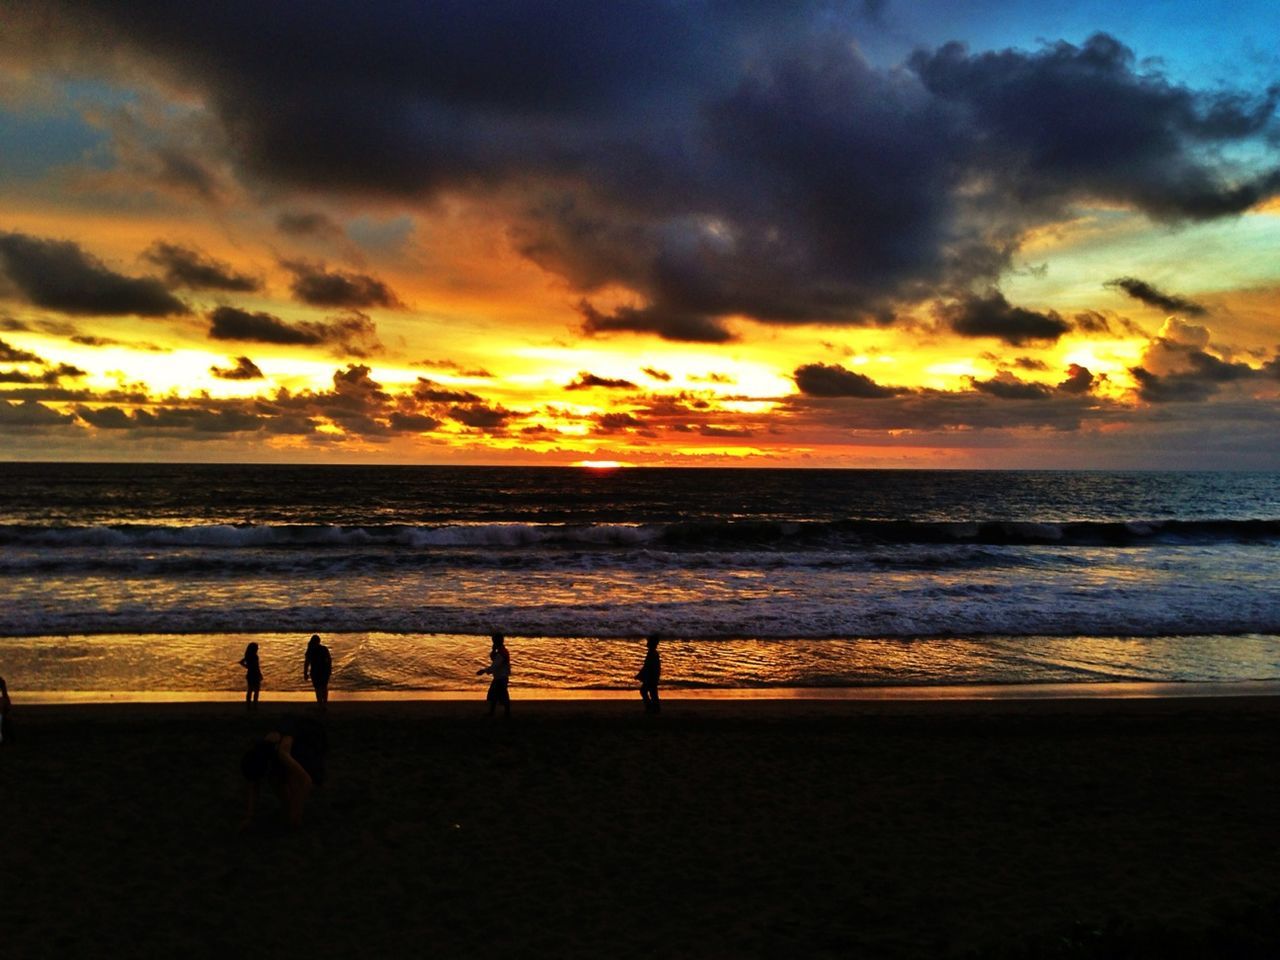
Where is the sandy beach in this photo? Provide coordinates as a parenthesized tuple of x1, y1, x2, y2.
(3, 694, 1279, 959)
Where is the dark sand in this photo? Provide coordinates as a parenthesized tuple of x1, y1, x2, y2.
(3, 696, 1279, 958)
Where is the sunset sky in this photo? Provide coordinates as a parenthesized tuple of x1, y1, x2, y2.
(2, 0, 1279, 467)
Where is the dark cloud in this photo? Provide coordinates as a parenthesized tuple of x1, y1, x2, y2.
(387, 411, 440, 433)
(0, 231, 189, 316)
(793, 363, 905, 398)
(1057, 364, 1095, 395)
(210, 355, 264, 380)
(969, 373, 1053, 400)
(412, 378, 483, 404)
(77, 404, 266, 433)
(1105, 276, 1207, 316)
(1129, 347, 1260, 403)
(450, 404, 512, 431)
(939, 291, 1071, 345)
(0, 363, 85, 384)
(579, 302, 734, 344)
(2, 316, 78, 336)
(565, 371, 637, 391)
(276, 211, 342, 237)
(282, 259, 402, 309)
(699, 423, 754, 438)
(784, 388, 1101, 433)
(70, 334, 169, 352)
(1129, 366, 1217, 403)
(143, 242, 261, 292)
(910, 34, 1280, 222)
(208, 306, 380, 355)
(9, 10, 1280, 339)
(74, 405, 133, 429)
(0, 398, 74, 427)
(411, 358, 494, 378)
(641, 367, 671, 381)
(0, 337, 44, 363)
(594, 411, 644, 431)
(1185, 350, 1259, 383)
(209, 306, 320, 345)
(154, 147, 221, 200)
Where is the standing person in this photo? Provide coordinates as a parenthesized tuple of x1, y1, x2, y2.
(476, 633, 511, 719)
(0, 675, 11, 744)
(238, 642, 263, 707)
(303, 634, 332, 712)
(636, 634, 661, 714)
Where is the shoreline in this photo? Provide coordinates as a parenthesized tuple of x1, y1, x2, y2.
(15, 677, 1280, 707)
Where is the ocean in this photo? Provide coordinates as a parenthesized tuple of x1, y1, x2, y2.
(2, 463, 1279, 697)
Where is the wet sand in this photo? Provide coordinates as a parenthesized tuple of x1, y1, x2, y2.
(3, 695, 1279, 958)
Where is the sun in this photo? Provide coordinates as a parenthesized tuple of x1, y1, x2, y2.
(574, 460, 629, 469)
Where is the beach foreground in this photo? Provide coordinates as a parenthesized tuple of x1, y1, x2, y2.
(3, 696, 1279, 959)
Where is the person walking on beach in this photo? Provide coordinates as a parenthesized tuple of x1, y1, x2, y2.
(0, 675, 11, 744)
(238, 642, 263, 707)
(303, 634, 332, 712)
(477, 633, 511, 719)
(636, 634, 661, 714)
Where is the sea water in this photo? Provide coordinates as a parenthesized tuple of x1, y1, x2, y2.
(1, 463, 1278, 695)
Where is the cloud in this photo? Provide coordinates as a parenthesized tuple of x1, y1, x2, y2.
(1057, 364, 1095, 395)
(1130, 320, 1264, 402)
(0, 337, 44, 363)
(0, 362, 86, 384)
(70, 334, 169, 352)
(641, 367, 671, 382)
(0, 398, 74, 427)
(1129, 366, 1217, 403)
(938, 291, 1071, 345)
(699, 423, 753, 438)
(909, 34, 1280, 222)
(387, 411, 440, 433)
(969, 373, 1053, 400)
(565, 371, 637, 391)
(1105, 276, 1207, 316)
(208, 306, 380, 355)
(411, 358, 494, 378)
(412, 378, 483, 404)
(276, 211, 342, 238)
(8, 9, 1280, 342)
(210, 355, 264, 380)
(594, 411, 644, 432)
(77, 405, 267, 433)
(209, 306, 321, 345)
(1072, 309, 1147, 339)
(793, 363, 905, 398)
(1155, 317, 1211, 350)
(142, 242, 261, 292)
(450, 404, 512, 431)
(153, 147, 221, 201)
(281, 259, 402, 309)
(579, 302, 733, 344)
(0, 231, 189, 316)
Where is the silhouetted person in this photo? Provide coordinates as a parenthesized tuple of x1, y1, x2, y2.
(239, 715, 327, 830)
(303, 634, 331, 712)
(636, 634, 661, 714)
(238, 642, 262, 707)
(476, 633, 511, 719)
(0, 676, 10, 744)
